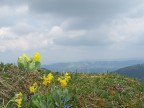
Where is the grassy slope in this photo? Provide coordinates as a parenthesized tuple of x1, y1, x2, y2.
(0, 64, 144, 108)
(70, 73, 144, 108)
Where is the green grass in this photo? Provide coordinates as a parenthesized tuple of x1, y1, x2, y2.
(0, 63, 144, 108)
(70, 73, 144, 107)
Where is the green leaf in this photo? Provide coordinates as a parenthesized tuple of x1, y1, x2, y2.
(17, 61, 24, 69)
(28, 61, 35, 71)
(39, 100, 47, 108)
(50, 89, 62, 106)
(32, 99, 39, 107)
(35, 62, 41, 69)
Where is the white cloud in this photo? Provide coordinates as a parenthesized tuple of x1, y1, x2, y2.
(109, 15, 144, 44)
(0, 23, 86, 52)
(48, 26, 63, 36)
(0, 27, 16, 39)
(0, 26, 53, 52)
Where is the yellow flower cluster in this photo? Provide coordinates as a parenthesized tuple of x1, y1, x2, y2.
(12, 72, 71, 108)
(64, 72, 71, 81)
(23, 54, 29, 61)
(57, 72, 71, 88)
(42, 73, 53, 86)
(29, 82, 38, 93)
(18, 54, 30, 61)
(15, 92, 23, 108)
(32, 52, 40, 62)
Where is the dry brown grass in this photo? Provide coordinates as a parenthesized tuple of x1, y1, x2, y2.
(0, 77, 14, 99)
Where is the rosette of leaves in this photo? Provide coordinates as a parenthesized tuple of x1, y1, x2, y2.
(28, 88, 71, 108)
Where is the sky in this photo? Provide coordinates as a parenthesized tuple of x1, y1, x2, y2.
(0, 0, 144, 64)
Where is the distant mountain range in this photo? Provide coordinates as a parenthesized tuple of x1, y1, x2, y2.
(42, 60, 144, 73)
(114, 64, 144, 81)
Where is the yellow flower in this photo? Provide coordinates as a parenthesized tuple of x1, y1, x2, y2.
(33, 82, 38, 86)
(42, 81, 48, 86)
(15, 92, 23, 108)
(65, 72, 69, 76)
(32, 52, 40, 62)
(65, 75, 71, 81)
(29, 87, 34, 93)
(15, 98, 22, 108)
(58, 72, 71, 88)
(15, 92, 22, 98)
(60, 79, 67, 87)
(22, 54, 29, 61)
(47, 73, 53, 80)
(64, 72, 71, 81)
(58, 78, 67, 88)
(29, 82, 37, 93)
(57, 77, 61, 81)
(42, 73, 53, 86)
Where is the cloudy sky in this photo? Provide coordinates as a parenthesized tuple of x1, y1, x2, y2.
(0, 0, 144, 64)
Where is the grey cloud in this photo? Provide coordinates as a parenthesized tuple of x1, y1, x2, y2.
(0, 0, 25, 6)
(63, 17, 111, 30)
(0, 0, 142, 30)
(28, 0, 139, 16)
(27, 0, 142, 29)
(54, 28, 113, 46)
(54, 36, 112, 46)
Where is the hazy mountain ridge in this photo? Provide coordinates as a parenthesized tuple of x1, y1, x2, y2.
(114, 64, 144, 81)
(42, 60, 144, 73)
